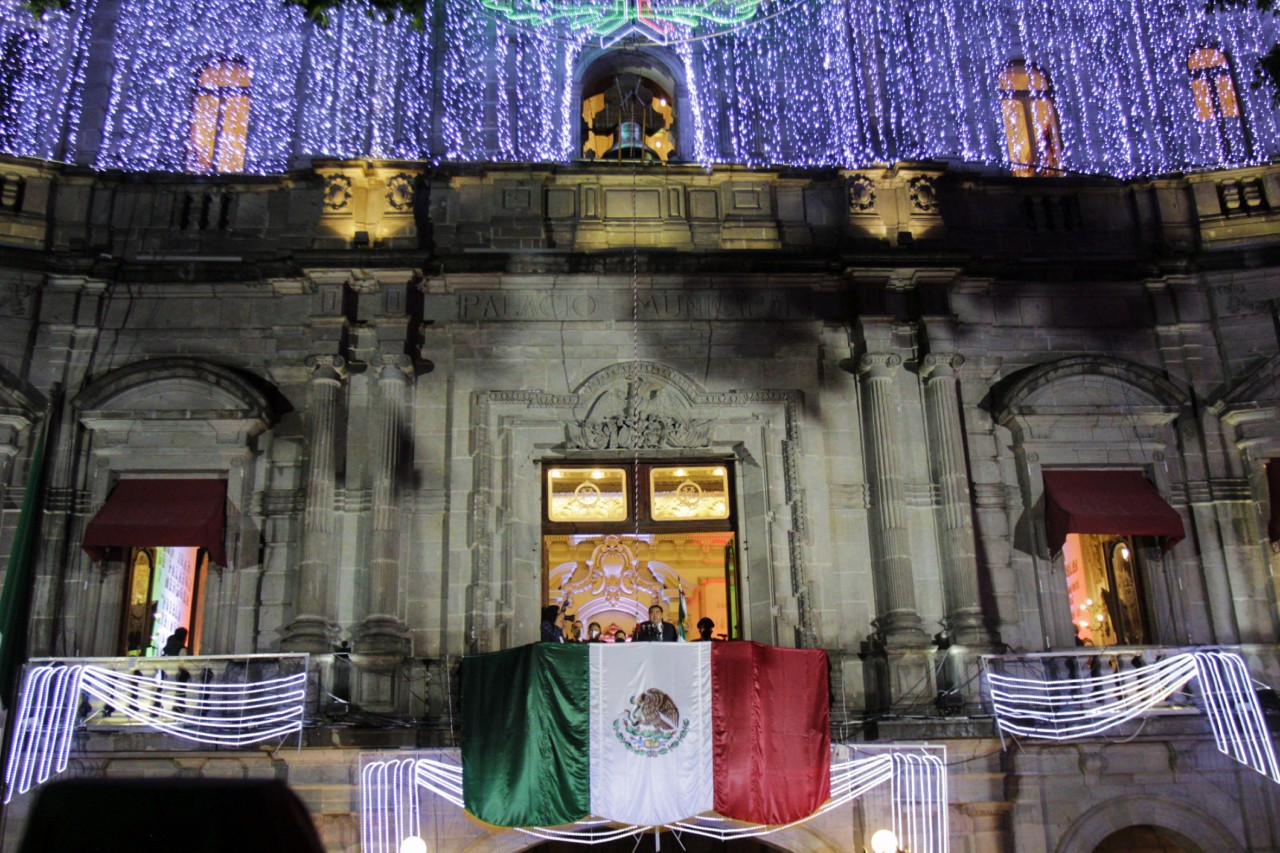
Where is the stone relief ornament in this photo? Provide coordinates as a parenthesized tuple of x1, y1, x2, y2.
(385, 173, 415, 212)
(848, 174, 876, 212)
(908, 175, 938, 212)
(566, 373, 711, 450)
(322, 174, 353, 211)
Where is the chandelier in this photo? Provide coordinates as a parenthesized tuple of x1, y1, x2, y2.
(479, 0, 764, 44)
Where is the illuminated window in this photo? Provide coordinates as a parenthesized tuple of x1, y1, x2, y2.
(120, 546, 209, 656)
(580, 71, 675, 162)
(543, 461, 741, 641)
(650, 465, 729, 521)
(1188, 47, 1246, 157)
(547, 467, 629, 522)
(998, 60, 1063, 177)
(1063, 534, 1148, 646)
(188, 59, 251, 174)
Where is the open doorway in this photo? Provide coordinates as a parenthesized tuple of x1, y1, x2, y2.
(542, 462, 741, 642)
(120, 546, 208, 656)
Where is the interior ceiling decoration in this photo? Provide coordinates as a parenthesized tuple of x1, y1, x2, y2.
(478, 0, 766, 45)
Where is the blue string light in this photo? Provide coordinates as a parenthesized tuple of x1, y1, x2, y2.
(0, 0, 1276, 175)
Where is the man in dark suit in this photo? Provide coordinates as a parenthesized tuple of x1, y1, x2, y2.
(634, 604, 678, 642)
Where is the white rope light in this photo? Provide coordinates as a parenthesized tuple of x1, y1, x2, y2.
(361, 748, 948, 852)
(892, 753, 949, 853)
(985, 650, 1280, 783)
(2, 659, 307, 802)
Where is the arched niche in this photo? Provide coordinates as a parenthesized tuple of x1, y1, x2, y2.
(574, 46, 688, 162)
(1055, 795, 1239, 853)
(987, 356, 1193, 648)
(69, 358, 286, 655)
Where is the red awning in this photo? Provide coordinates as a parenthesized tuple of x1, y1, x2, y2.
(1268, 460, 1280, 544)
(1043, 469, 1184, 553)
(83, 479, 227, 565)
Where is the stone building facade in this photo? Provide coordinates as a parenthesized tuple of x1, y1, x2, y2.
(2, 0, 1280, 849)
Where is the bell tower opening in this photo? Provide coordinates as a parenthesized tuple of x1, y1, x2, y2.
(578, 51, 679, 162)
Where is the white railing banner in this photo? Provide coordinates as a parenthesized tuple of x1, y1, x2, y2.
(361, 747, 948, 852)
(3, 657, 308, 802)
(985, 650, 1279, 783)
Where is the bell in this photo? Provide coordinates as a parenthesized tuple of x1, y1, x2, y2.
(604, 121, 659, 160)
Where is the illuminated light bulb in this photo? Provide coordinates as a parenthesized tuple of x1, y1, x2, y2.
(871, 828, 900, 853)
(674, 469, 687, 477)
(1086, 599, 1093, 606)
(399, 836, 429, 853)
(713, 468, 725, 476)
(1096, 613, 1105, 622)
(1079, 620, 1089, 628)
(550, 470, 562, 478)
(1120, 546, 1131, 560)
(590, 469, 604, 480)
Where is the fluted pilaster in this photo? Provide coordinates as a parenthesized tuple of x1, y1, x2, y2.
(922, 354, 997, 646)
(859, 352, 929, 647)
(282, 355, 346, 653)
(359, 354, 413, 655)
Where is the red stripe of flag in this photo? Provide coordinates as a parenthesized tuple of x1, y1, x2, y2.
(711, 641, 830, 824)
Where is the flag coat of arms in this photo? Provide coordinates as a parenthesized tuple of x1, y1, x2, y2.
(462, 641, 829, 828)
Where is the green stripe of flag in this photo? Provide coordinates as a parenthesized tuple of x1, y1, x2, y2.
(461, 642, 590, 826)
(0, 417, 47, 709)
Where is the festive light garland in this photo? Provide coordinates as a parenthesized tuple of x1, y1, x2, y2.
(0, 0, 1277, 173)
(0, 0, 94, 161)
(985, 650, 1280, 783)
(3, 658, 308, 802)
(479, 0, 767, 44)
(361, 748, 949, 852)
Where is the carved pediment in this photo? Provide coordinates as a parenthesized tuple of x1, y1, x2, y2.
(565, 364, 711, 450)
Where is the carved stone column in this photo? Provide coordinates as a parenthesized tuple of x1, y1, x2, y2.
(859, 353, 929, 648)
(281, 355, 346, 653)
(921, 354, 998, 646)
(358, 354, 412, 656)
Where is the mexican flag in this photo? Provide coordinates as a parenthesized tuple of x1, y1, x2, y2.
(461, 641, 830, 828)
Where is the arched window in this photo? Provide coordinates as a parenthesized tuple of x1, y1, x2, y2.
(998, 60, 1063, 177)
(580, 69, 675, 162)
(188, 59, 250, 174)
(1188, 46, 1246, 157)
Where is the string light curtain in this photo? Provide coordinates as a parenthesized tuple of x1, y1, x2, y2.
(986, 651, 1280, 784)
(1, 0, 1278, 173)
(94, 0, 305, 172)
(0, 0, 95, 161)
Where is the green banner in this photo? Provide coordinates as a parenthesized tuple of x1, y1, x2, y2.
(461, 643, 590, 827)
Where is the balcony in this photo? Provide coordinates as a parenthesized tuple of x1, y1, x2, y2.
(980, 646, 1280, 783)
(3, 654, 308, 802)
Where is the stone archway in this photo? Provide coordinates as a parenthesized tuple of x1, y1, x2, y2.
(1055, 795, 1241, 853)
(1092, 825, 1202, 853)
